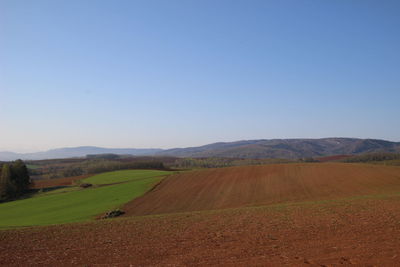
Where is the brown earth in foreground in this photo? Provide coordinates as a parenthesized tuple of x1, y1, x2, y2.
(124, 163, 400, 216)
(1, 195, 400, 266)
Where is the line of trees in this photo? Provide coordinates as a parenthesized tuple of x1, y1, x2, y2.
(0, 160, 31, 201)
(29, 159, 168, 179)
(342, 153, 400, 163)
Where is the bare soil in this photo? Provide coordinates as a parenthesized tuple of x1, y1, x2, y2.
(1, 196, 400, 266)
(124, 163, 400, 216)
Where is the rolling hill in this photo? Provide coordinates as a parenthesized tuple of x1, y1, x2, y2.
(1, 138, 399, 161)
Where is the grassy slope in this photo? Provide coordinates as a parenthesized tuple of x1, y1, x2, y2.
(82, 169, 170, 185)
(0, 170, 169, 228)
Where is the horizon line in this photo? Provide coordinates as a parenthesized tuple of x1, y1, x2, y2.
(1, 136, 399, 154)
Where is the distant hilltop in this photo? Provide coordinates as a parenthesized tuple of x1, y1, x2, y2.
(1, 138, 399, 161)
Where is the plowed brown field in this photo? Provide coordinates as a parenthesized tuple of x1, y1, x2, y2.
(124, 163, 400, 216)
(1, 196, 400, 266)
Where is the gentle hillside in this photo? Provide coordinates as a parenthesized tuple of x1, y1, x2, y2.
(124, 163, 400, 216)
(158, 138, 400, 159)
(0, 170, 170, 228)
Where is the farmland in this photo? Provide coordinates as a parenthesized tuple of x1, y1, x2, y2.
(1, 193, 400, 266)
(31, 174, 91, 189)
(1, 163, 400, 266)
(81, 169, 170, 185)
(0, 170, 170, 228)
(3, 0, 400, 265)
(124, 163, 400, 215)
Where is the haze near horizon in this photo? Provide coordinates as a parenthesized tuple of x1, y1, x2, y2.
(1, 0, 400, 152)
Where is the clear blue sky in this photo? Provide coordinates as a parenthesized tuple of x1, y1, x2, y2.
(1, 0, 400, 152)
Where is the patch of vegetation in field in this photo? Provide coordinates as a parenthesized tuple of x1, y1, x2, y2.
(26, 164, 40, 169)
(82, 169, 170, 185)
(0, 170, 169, 228)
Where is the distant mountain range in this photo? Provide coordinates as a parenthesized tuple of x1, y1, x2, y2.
(1, 138, 399, 161)
(0, 147, 163, 161)
(158, 138, 400, 159)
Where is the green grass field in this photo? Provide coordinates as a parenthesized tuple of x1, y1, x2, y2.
(0, 170, 170, 228)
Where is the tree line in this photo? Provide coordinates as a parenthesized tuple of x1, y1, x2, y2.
(342, 152, 400, 163)
(29, 159, 167, 179)
(0, 160, 31, 201)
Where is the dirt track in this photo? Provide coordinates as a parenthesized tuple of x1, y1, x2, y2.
(1, 195, 400, 266)
(124, 163, 400, 216)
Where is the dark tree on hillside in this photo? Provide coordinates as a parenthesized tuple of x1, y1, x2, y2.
(0, 164, 14, 200)
(11, 159, 31, 194)
(0, 160, 31, 201)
